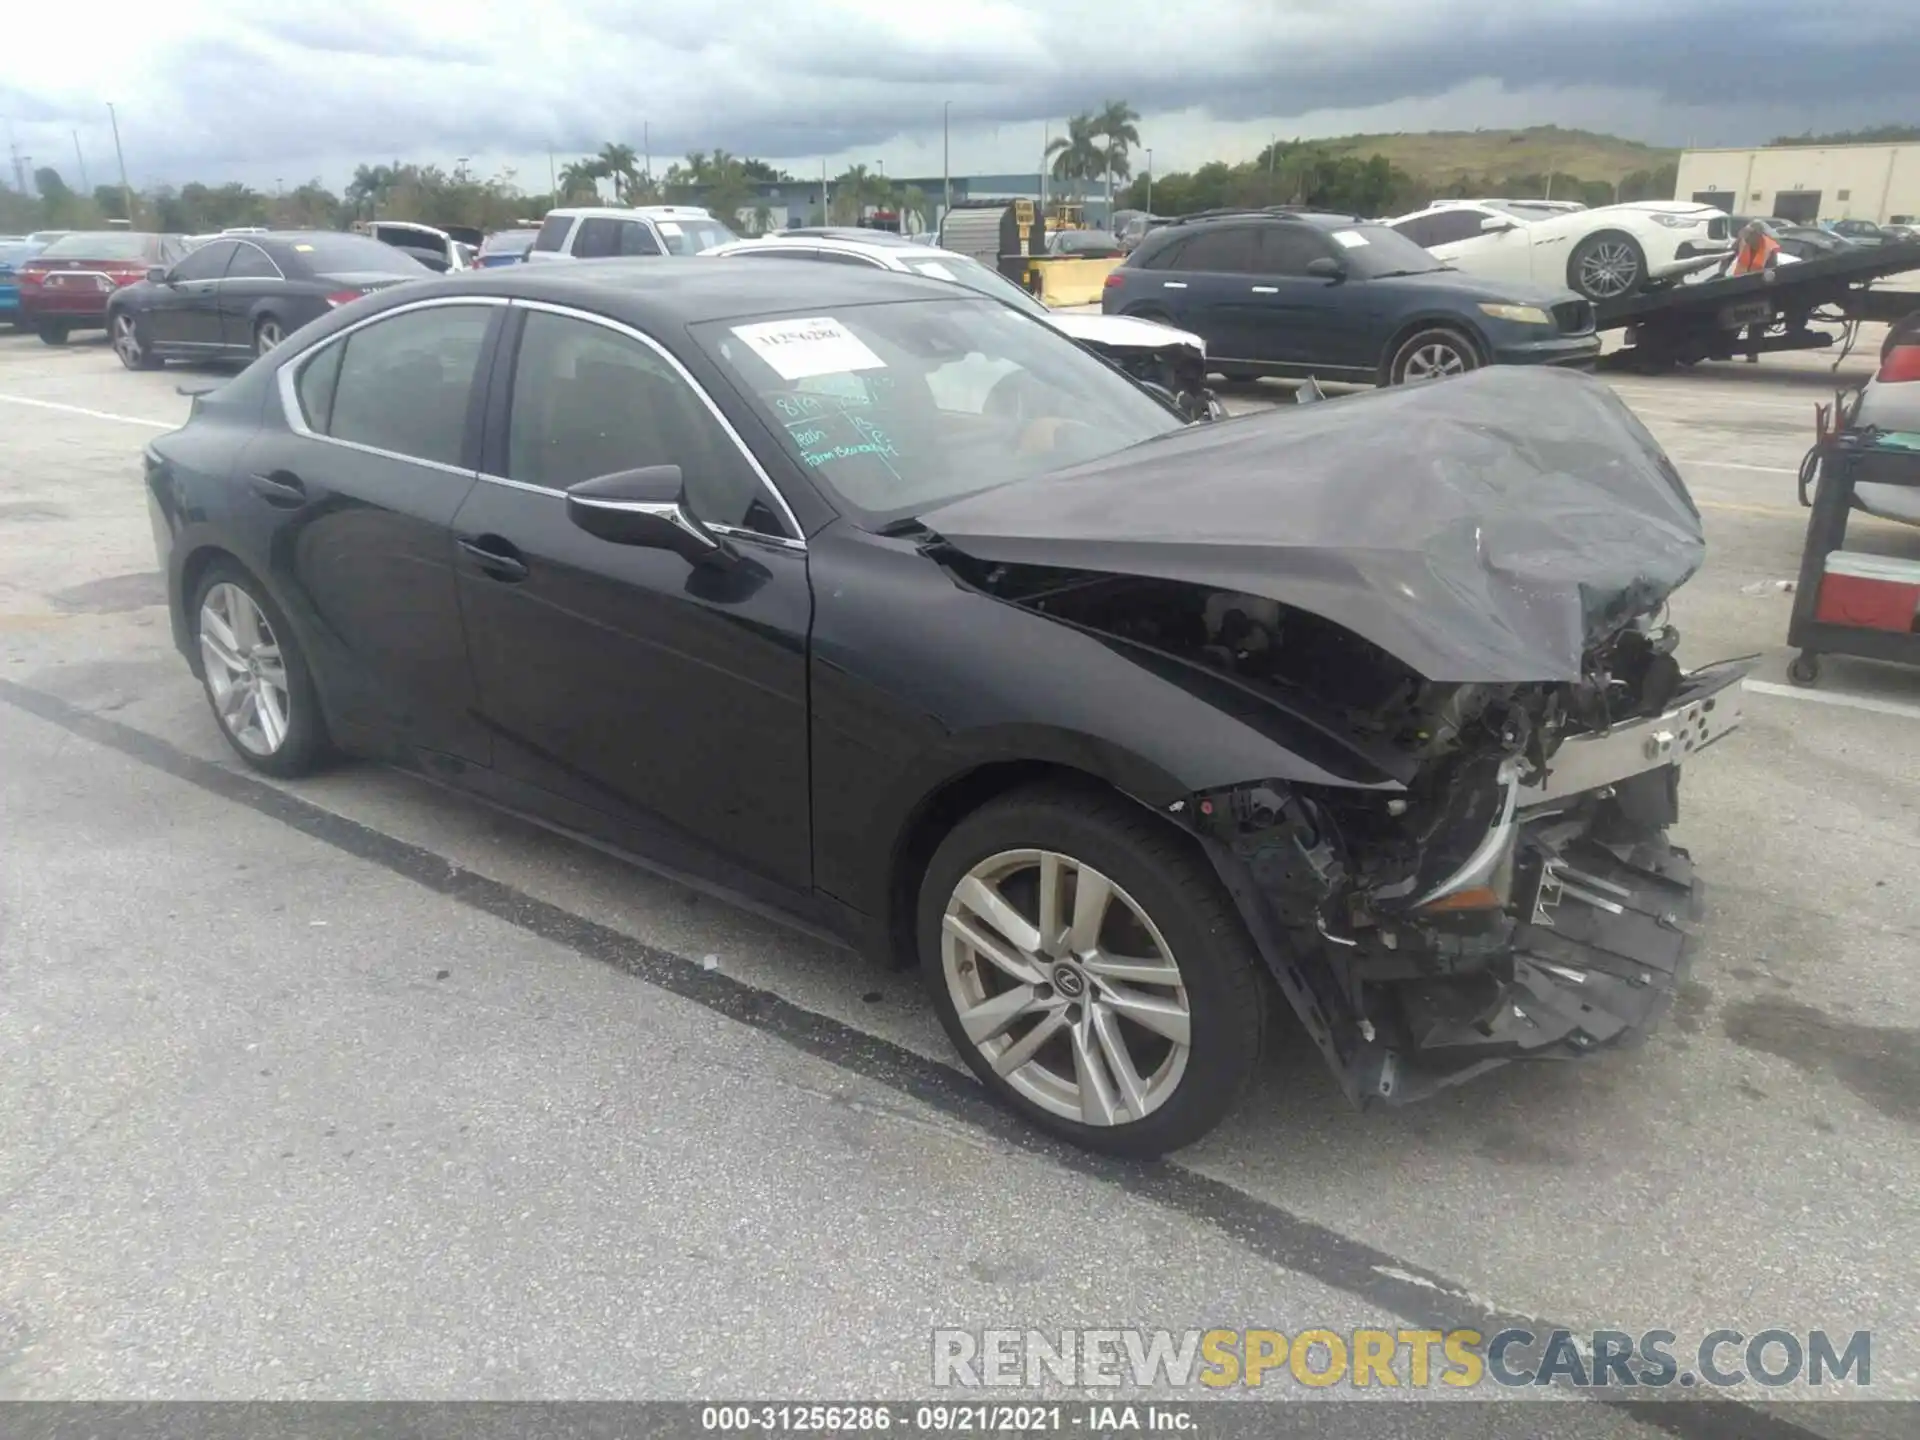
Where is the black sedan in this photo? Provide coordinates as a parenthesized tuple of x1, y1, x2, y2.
(144, 261, 1744, 1155)
(1103, 210, 1599, 384)
(106, 230, 431, 369)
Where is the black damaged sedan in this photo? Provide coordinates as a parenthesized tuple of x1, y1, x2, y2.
(145, 260, 1748, 1155)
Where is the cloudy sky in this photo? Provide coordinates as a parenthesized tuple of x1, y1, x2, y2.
(3, 0, 1916, 194)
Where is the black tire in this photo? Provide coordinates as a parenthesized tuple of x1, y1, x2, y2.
(110, 310, 162, 371)
(1567, 230, 1647, 302)
(253, 315, 286, 357)
(190, 560, 329, 777)
(1786, 653, 1821, 688)
(916, 783, 1266, 1157)
(1386, 326, 1479, 385)
(36, 322, 71, 346)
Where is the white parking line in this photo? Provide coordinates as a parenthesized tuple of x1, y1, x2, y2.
(1746, 679, 1920, 721)
(1672, 457, 1799, 476)
(0, 393, 175, 429)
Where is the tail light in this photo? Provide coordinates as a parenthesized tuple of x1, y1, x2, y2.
(1878, 343, 1920, 384)
(1103, 271, 1125, 288)
(17, 267, 45, 288)
(109, 267, 146, 287)
(325, 290, 365, 308)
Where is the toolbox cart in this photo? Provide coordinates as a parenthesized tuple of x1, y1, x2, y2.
(1786, 422, 1920, 686)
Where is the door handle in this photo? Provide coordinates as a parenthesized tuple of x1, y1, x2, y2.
(458, 536, 529, 582)
(247, 471, 307, 508)
(1250, 285, 1278, 294)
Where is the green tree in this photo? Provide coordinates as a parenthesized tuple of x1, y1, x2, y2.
(896, 184, 931, 235)
(558, 159, 604, 202)
(1092, 99, 1141, 216)
(828, 163, 890, 224)
(597, 143, 640, 202)
(1045, 114, 1103, 204)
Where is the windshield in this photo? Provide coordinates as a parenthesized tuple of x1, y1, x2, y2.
(695, 298, 1185, 524)
(1335, 224, 1448, 276)
(287, 234, 431, 276)
(657, 218, 738, 255)
(35, 232, 158, 261)
(0, 241, 41, 269)
(898, 252, 1051, 319)
(481, 229, 537, 255)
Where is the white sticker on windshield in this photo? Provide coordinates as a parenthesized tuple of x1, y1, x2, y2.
(915, 261, 956, 281)
(657, 221, 682, 236)
(731, 316, 886, 381)
(1331, 230, 1370, 248)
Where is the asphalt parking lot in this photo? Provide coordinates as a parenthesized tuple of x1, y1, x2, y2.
(1, 321, 1916, 1428)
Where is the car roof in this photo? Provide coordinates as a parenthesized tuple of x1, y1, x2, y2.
(775, 226, 922, 247)
(373, 256, 971, 327)
(721, 234, 960, 266)
(546, 205, 718, 221)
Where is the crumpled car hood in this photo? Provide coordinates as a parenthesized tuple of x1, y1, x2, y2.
(1048, 310, 1206, 357)
(919, 366, 1705, 683)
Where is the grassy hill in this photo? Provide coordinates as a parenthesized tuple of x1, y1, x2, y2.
(1314, 125, 1678, 187)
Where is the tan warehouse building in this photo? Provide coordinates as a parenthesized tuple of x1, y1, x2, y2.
(1674, 142, 1920, 225)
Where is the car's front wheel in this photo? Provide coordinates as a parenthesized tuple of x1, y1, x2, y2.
(918, 785, 1265, 1157)
(1568, 230, 1646, 301)
(111, 311, 161, 370)
(192, 563, 327, 776)
(36, 322, 70, 346)
(1387, 326, 1478, 384)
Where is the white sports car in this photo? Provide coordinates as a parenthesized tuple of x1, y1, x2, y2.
(1384, 199, 1735, 303)
(704, 230, 1221, 418)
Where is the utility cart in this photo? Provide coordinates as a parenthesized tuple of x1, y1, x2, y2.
(1786, 422, 1920, 686)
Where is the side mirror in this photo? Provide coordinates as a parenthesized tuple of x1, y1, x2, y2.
(1305, 256, 1345, 280)
(147, 266, 169, 284)
(565, 465, 734, 566)
(1480, 216, 1516, 233)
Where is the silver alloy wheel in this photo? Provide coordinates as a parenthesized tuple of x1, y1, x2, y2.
(112, 313, 142, 367)
(941, 848, 1191, 1126)
(1578, 239, 1640, 298)
(255, 318, 284, 354)
(1402, 341, 1469, 381)
(198, 582, 291, 756)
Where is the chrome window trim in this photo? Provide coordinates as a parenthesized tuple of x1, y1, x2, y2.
(503, 298, 805, 544)
(273, 294, 509, 475)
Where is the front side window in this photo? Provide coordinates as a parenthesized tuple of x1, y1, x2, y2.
(572, 218, 622, 258)
(533, 215, 572, 253)
(507, 310, 784, 535)
(170, 240, 237, 282)
(615, 221, 661, 256)
(695, 298, 1185, 524)
(1253, 227, 1336, 276)
(1424, 210, 1493, 247)
(323, 305, 492, 467)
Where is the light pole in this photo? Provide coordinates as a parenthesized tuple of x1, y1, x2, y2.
(1145, 147, 1153, 214)
(942, 101, 951, 232)
(106, 102, 134, 226)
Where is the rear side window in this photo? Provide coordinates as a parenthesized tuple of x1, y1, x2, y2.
(225, 244, 279, 280)
(1390, 216, 1434, 248)
(324, 305, 492, 467)
(295, 340, 346, 431)
(1424, 210, 1491, 246)
(533, 215, 572, 253)
(1170, 226, 1256, 272)
(572, 218, 624, 258)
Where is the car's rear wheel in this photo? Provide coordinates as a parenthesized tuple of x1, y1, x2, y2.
(111, 312, 161, 370)
(192, 563, 327, 776)
(917, 785, 1265, 1157)
(254, 316, 285, 356)
(1387, 326, 1478, 384)
(36, 322, 70, 346)
(1568, 230, 1646, 301)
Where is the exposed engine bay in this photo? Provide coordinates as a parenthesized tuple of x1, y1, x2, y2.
(941, 557, 1750, 1105)
(1092, 343, 1218, 422)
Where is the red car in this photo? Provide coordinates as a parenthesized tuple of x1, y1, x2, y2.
(16, 230, 188, 345)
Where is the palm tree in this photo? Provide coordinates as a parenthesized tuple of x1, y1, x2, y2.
(1092, 100, 1141, 218)
(897, 185, 930, 235)
(558, 158, 604, 202)
(830, 163, 890, 224)
(597, 143, 639, 202)
(750, 203, 774, 235)
(345, 163, 398, 218)
(1045, 115, 1104, 206)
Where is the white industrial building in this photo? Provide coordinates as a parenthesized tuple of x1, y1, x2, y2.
(1675, 142, 1920, 225)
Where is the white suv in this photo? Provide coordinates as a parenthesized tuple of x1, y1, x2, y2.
(525, 206, 738, 261)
